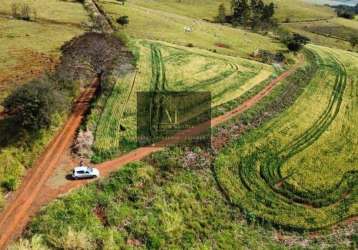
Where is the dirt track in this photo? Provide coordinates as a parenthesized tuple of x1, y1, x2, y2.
(0, 78, 99, 249)
(0, 60, 302, 249)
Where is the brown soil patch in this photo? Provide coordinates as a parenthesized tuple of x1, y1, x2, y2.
(0, 48, 58, 99)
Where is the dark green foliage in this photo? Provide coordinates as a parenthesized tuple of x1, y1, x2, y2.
(231, 0, 251, 25)
(1, 177, 18, 191)
(230, 0, 276, 29)
(282, 33, 310, 53)
(3, 79, 66, 132)
(116, 16, 129, 26)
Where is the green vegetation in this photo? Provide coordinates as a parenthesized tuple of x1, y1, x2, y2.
(215, 46, 358, 231)
(13, 160, 286, 249)
(97, 0, 283, 58)
(102, 0, 334, 23)
(88, 40, 273, 161)
(0, 0, 89, 206)
(283, 17, 358, 52)
(0, 0, 89, 104)
(0, 0, 89, 24)
(229, 0, 276, 29)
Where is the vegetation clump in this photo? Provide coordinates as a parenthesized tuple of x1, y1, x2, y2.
(225, 0, 276, 29)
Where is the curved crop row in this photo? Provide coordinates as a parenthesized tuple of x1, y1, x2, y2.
(215, 49, 358, 231)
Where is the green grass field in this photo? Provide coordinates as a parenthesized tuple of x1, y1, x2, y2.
(215, 45, 358, 230)
(97, 0, 283, 58)
(283, 17, 358, 52)
(0, 0, 88, 24)
(5, 0, 358, 248)
(88, 40, 274, 161)
(107, 0, 334, 22)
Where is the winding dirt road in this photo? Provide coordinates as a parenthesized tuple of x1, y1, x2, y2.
(0, 59, 303, 249)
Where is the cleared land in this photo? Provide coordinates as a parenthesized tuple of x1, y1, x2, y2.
(0, 0, 88, 104)
(215, 45, 358, 231)
(283, 17, 358, 52)
(88, 40, 274, 161)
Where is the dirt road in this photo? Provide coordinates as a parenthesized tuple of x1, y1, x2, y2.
(0, 60, 302, 249)
(0, 78, 99, 249)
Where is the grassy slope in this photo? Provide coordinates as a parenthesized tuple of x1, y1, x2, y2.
(98, 0, 282, 58)
(17, 49, 356, 246)
(269, 0, 334, 22)
(0, 0, 88, 103)
(0, 0, 88, 24)
(88, 40, 274, 161)
(0, 0, 88, 207)
(283, 17, 358, 52)
(18, 161, 287, 249)
(118, 0, 334, 22)
(215, 45, 358, 230)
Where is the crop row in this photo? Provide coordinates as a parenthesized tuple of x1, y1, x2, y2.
(215, 49, 358, 231)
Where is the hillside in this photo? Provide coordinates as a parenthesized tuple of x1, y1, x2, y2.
(0, 0, 88, 105)
(1, 0, 357, 249)
(119, 0, 335, 22)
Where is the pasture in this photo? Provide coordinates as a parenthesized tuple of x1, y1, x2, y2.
(283, 17, 358, 52)
(105, 0, 334, 22)
(88, 40, 274, 161)
(97, 0, 283, 58)
(215, 45, 358, 230)
(0, 0, 88, 104)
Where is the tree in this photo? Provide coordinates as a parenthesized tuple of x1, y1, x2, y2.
(349, 35, 358, 48)
(116, 15, 129, 26)
(3, 80, 64, 131)
(57, 32, 128, 82)
(232, 0, 251, 25)
(216, 3, 227, 23)
(231, 0, 275, 29)
(284, 33, 310, 53)
(250, 0, 264, 29)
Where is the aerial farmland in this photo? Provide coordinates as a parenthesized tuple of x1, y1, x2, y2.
(0, 0, 357, 249)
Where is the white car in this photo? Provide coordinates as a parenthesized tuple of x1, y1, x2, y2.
(72, 166, 100, 179)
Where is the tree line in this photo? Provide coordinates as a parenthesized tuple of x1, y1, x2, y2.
(216, 0, 276, 30)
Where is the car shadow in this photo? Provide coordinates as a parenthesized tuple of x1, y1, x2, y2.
(65, 174, 75, 181)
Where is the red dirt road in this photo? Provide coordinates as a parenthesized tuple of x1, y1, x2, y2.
(0, 60, 302, 249)
(0, 78, 99, 249)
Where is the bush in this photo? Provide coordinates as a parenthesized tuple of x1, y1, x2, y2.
(2, 177, 18, 191)
(3, 79, 65, 132)
(337, 10, 354, 19)
(283, 33, 310, 53)
(116, 16, 129, 26)
(186, 43, 194, 47)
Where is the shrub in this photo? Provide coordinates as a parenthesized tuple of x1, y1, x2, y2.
(3, 80, 65, 132)
(53, 227, 94, 250)
(2, 177, 18, 191)
(116, 16, 129, 26)
(186, 43, 194, 47)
